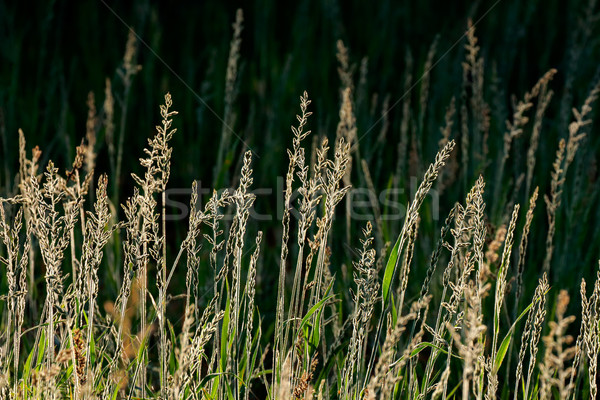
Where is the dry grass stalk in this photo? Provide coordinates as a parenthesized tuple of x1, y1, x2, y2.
(525, 83, 553, 198)
(27, 161, 83, 371)
(438, 101, 456, 154)
(17, 130, 41, 295)
(215, 8, 244, 183)
(438, 97, 457, 194)
(243, 232, 262, 400)
(365, 296, 430, 400)
(170, 296, 224, 398)
(103, 78, 115, 171)
(336, 87, 356, 249)
(341, 222, 379, 399)
(226, 150, 256, 393)
(539, 290, 577, 399)
(336, 40, 354, 94)
(308, 137, 351, 309)
(514, 273, 549, 400)
(578, 264, 600, 399)
(64, 143, 93, 298)
(84, 92, 97, 177)
(466, 176, 487, 293)
(461, 19, 486, 182)
(491, 204, 520, 357)
(446, 281, 486, 400)
(544, 79, 600, 274)
(487, 204, 520, 399)
(419, 204, 459, 301)
(289, 139, 322, 322)
(114, 29, 141, 195)
(493, 69, 556, 211)
(396, 140, 457, 311)
(129, 92, 178, 397)
(515, 187, 539, 307)
(424, 176, 488, 399)
(397, 217, 420, 315)
(543, 139, 566, 274)
(395, 49, 413, 189)
(0, 202, 29, 396)
(274, 91, 313, 392)
(465, 21, 491, 173)
(363, 141, 455, 397)
(485, 224, 505, 268)
(81, 175, 115, 378)
(360, 159, 384, 246)
(421, 174, 482, 395)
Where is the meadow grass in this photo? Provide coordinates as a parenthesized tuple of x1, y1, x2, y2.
(1, 3, 600, 400)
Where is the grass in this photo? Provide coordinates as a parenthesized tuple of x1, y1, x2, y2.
(2, 1, 600, 399)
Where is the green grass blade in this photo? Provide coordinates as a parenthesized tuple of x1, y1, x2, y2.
(382, 236, 401, 305)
